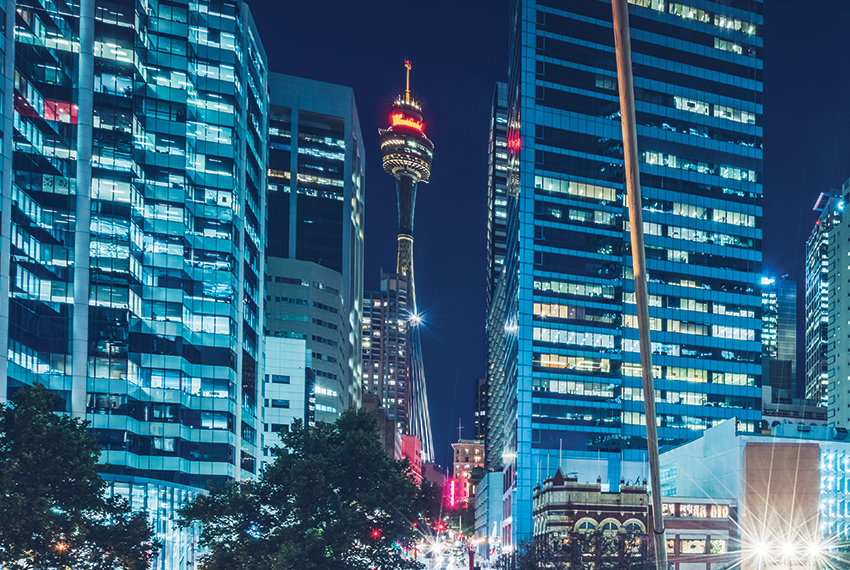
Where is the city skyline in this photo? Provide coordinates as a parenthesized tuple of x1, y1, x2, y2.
(0, 0, 846, 470)
(3, 0, 850, 568)
(246, 0, 850, 465)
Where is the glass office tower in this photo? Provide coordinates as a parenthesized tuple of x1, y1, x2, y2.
(489, 0, 763, 548)
(265, 73, 365, 423)
(761, 274, 797, 394)
(0, 2, 268, 568)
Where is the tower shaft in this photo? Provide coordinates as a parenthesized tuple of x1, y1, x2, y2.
(396, 174, 417, 277)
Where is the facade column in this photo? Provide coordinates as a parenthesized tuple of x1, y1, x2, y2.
(0, 0, 16, 403)
(72, 0, 96, 418)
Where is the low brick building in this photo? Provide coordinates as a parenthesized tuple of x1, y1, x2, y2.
(533, 468, 649, 539)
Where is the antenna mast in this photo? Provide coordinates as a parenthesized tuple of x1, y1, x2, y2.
(404, 60, 412, 103)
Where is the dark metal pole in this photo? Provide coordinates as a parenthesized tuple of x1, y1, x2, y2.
(610, 2, 668, 570)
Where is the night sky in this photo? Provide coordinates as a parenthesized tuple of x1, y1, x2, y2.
(247, 0, 850, 467)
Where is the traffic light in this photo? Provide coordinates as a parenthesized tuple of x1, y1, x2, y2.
(435, 521, 446, 531)
(411, 522, 418, 528)
(371, 529, 382, 539)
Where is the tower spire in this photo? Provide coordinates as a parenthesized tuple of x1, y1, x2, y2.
(404, 60, 412, 104)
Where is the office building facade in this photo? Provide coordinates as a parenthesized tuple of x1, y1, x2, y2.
(0, 1, 269, 568)
(821, 180, 850, 427)
(474, 471, 503, 562)
(265, 73, 365, 418)
(776, 278, 797, 381)
(260, 337, 314, 469)
(489, 0, 763, 548)
(264, 258, 348, 423)
(487, 81, 509, 305)
(761, 274, 797, 395)
(362, 272, 411, 424)
(805, 191, 844, 407)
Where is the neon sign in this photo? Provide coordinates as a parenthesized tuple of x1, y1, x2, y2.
(391, 112, 424, 132)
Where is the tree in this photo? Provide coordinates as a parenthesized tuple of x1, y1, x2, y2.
(0, 384, 157, 570)
(180, 409, 425, 570)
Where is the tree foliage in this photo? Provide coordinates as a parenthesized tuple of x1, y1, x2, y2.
(496, 531, 656, 570)
(0, 384, 157, 570)
(180, 409, 426, 570)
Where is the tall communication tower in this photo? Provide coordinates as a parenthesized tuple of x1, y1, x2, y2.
(378, 61, 435, 461)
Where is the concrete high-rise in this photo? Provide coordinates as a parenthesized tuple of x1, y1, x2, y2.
(264, 74, 365, 425)
(488, 0, 763, 549)
(0, 2, 268, 568)
(362, 272, 411, 426)
(364, 63, 435, 461)
(810, 180, 850, 427)
(805, 191, 843, 406)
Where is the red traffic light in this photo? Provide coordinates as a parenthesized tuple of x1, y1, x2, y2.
(435, 522, 446, 531)
(411, 522, 418, 528)
(371, 529, 382, 539)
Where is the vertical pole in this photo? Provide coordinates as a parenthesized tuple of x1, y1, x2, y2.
(609, 2, 667, 570)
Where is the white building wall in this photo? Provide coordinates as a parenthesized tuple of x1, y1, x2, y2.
(261, 337, 311, 471)
(474, 471, 503, 560)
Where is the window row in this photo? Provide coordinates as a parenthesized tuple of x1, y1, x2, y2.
(643, 150, 757, 183)
(534, 175, 618, 203)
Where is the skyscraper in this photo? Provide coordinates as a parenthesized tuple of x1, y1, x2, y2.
(776, 279, 797, 381)
(365, 63, 435, 461)
(264, 73, 365, 423)
(805, 191, 843, 406)
(487, 82, 509, 306)
(0, 2, 268, 567)
(761, 274, 797, 396)
(807, 181, 850, 426)
(488, 0, 763, 548)
(362, 272, 411, 426)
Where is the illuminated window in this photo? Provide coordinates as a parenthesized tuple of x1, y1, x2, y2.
(714, 37, 743, 54)
(534, 176, 617, 203)
(680, 539, 706, 554)
(44, 100, 78, 124)
(680, 504, 707, 518)
(534, 354, 611, 373)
